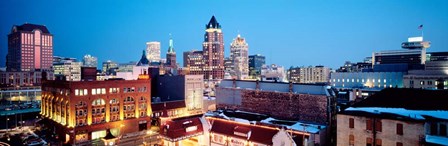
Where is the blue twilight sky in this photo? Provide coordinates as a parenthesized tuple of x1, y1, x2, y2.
(1, 0, 447, 69)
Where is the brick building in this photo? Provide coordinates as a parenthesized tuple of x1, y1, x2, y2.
(41, 78, 152, 145)
(337, 88, 448, 146)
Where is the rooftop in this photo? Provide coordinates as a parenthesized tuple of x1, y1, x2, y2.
(13, 23, 50, 34)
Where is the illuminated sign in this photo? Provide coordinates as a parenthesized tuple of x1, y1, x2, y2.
(234, 131, 248, 137)
(408, 37, 423, 42)
(186, 126, 197, 132)
(230, 138, 245, 146)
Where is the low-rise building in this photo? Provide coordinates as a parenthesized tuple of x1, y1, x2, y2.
(41, 77, 152, 145)
(261, 64, 287, 82)
(0, 71, 53, 87)
(337, 88, 448, 146)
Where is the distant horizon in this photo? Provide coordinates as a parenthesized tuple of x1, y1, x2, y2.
(1, 0, 447, 69)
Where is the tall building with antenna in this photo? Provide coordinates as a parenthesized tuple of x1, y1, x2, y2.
(166, 34, 177, 68)
(202, 16, 225, 79)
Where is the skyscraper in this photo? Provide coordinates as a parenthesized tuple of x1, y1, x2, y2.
(102, 60, 118, 75)
(202, 16, 225, 79)
(7, 23, 53, 71)
(146, 41, 161, 63)
(249, 54, 265, 78)
(230, 34, 249, 80)
(166, 35, 176, 68)
(82, 54, 98, 68)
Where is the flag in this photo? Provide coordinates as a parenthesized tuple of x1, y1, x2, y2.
(418, 24, 423, 30)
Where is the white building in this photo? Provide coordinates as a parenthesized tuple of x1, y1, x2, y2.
(53, 59, 82, 81)
(261, 64, 287, 82)
(82, 54, 98, 68)
(146, 41, 161, 63)
(330, 72, 404, 89)
(230, 34, 249, 80)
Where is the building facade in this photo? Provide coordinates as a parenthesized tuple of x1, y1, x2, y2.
(7, 23, 53, 71)
(54, 59, 82, 81)
(82, 54, 98, 68)
(261, 64, 287, 82)
(41, 78, 152, 145)
(288, 66, 330, 83)
(183, 50, 204, 75)
(102, 60, 118, 75)
(0, 71, 54, 87)
(230, 34, 249, 80)
(146, 41, 161, 63)
(248, 54, 265, 79)
(337, 88, 448, 146)
(330, 72, 404, 89)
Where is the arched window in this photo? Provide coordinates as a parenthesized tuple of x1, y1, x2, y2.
(92, 99, 106, 106)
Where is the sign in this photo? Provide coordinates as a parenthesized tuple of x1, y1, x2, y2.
(186, 126, 197, 132)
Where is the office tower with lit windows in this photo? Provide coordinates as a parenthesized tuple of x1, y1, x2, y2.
(183, 50, 204, 75)
(202, 16, 225, 79)
(146, 41, 161, 63)
(102, 60, 118, 75)
(82, 54, 98, 68)
(249, 54, 266, 79)
(6, 23, 53, 71)
(230, 34, 249, 80)
(53, 57, 82, 81)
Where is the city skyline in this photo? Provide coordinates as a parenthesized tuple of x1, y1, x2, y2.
(1, 0, 448, 69)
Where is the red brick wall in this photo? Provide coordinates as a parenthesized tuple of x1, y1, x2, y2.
(217, 89, 328, 124)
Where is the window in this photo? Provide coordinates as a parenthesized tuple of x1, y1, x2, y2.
(349, 118, 354, 128)
(101, 88, 106, 94)
(366, 137, 373, 146)
(375, 120, 382, 132)
(92, 89, 96, 95)
(396, 142, 403, 146)
(366, 119, 373, 131)
(441, 124, 447, 136)
(75, 89, 79, 96)
(396, 123, 403, 135)
(375, 139, 382, 146)
(349, 135, 354, 146)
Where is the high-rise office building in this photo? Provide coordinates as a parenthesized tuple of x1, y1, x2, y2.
(166, 35, 176, 68)
(146, 41, 161, 63)
(7, 23, 53, 71)
(53, 58, 82, 81)
(202, 16, 225, 79)
(102, 60, 118, 75)
(184, 50, 204, 74)
(288, 66, 330, 83)
(248, 54, 265, 78)
(230, 34, 249, 80)
(82, 54, 98, 68)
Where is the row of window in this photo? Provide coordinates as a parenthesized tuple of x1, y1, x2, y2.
(333, 78, 390, 83)
(349, 118, 403, 135)
(349, 135, 404, 146)
(74, 86, 147, 96)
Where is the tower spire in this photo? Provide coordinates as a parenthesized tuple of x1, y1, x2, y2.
(168, 33, 174, 53)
